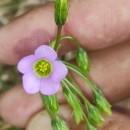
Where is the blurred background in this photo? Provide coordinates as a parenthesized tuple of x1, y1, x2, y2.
(0, 0, 49, 130)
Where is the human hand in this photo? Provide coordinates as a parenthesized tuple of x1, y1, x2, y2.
(0, 0, 130, 129)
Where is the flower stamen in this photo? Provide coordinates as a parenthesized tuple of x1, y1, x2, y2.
(33, 59, 52, 77)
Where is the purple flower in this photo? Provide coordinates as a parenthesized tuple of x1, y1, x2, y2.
(18, 45, 68, 95)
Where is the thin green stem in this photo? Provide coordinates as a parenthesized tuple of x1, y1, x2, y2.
(60, 36, 80, 48)
(62, 61, 97, 93)
(66, 74, 85, 97)
(54, 26, 62, 51)
(63, 78, 90, 105)
(66, 74, 81, 92)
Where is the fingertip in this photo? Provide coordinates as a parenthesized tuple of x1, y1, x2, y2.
(0, 3, 56, 65)
(0, 85, 43, 128)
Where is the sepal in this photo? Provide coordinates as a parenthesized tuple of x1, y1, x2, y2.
(41, 94, 59, 114)
(86, 103, 104, 127)
(52, 117, 69, 130)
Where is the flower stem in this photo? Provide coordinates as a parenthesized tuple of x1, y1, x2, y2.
(66, 74, 81, 92)
(62, 61, 97, 93)
(63, 78, 89, 105)
(60, 36, 80, 48)
(54, 25, 62, 51)
(40, 94, 58, 119)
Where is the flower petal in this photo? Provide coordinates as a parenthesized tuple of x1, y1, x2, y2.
(17, 55, 37, 74)
(50, 61, 68, 83)
(22, 72, 41, 94)
(40, 79, 60, 95)
(35, 45, 57, 61)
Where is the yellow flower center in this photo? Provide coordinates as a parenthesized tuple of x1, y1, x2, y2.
(33, 59, 52, 77)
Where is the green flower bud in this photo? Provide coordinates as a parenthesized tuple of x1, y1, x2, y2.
(41, 95, 59, 114)
(86, 103, 104, 127)
(51, 117, 69, 130)
(54, 0, 68, 26)
(76, 48, 90, 73)
(94, 88, 111, 115)
(87, 121, 97, 130)
(62, 81, 84, 124)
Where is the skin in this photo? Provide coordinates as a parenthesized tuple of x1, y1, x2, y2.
(0, 0, 130, 129)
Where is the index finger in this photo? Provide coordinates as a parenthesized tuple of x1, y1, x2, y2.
(1, 0, 130, 64)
